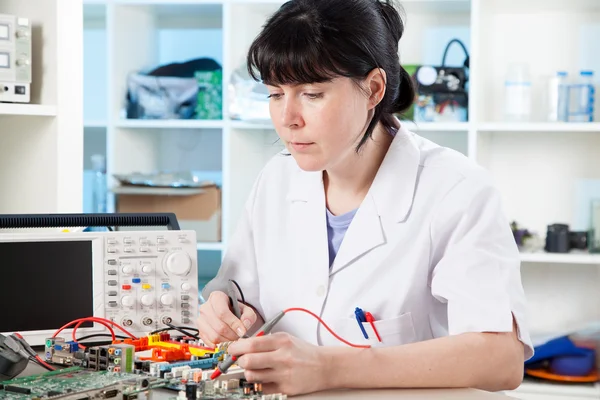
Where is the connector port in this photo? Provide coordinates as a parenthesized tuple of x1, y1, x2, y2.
(101, 389, 119, 398)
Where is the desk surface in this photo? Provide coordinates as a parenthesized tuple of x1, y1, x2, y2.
(18, 362, 518, 400)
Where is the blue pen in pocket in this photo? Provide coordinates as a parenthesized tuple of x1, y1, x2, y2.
(354, 307, 369, 339)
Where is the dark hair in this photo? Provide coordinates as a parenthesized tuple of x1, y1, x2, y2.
(247, 0, 415, 151)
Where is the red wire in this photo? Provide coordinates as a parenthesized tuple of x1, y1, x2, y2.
(53, 318, 116, 339)
(35, 355, 56, 371)
(89, 317, 138, 339)
(72, 319, 117, 349)
(283, 307, 371, 349)
(52, 317, 137, 349)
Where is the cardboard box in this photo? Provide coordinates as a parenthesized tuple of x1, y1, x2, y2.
(114, 185, 221, 242)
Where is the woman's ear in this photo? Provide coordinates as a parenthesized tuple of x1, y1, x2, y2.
(366, 68, 387, 110)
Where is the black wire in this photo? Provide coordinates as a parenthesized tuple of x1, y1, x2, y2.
(150, 326, 199, 335)
(30, 357, 54, 371)
(76, 333, 128, 341)
(164, 323, 199, 339)
(230, 279, 245, 303)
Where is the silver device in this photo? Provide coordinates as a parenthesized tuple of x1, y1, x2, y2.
(0, 14, 32, 103)
(0, 229, 199, 346)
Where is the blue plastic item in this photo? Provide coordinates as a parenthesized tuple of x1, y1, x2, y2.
(550, 349, 596, 377)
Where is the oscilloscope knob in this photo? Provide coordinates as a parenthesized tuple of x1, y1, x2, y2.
(121, 295, 135, 307)
(163, 251, 192, 276)
(160, 294, 175, 306)
(141, 294, 154, 307)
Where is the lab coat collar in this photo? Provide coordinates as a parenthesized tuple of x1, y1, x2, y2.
(286, 124, 421, 274)
(370, 124, 420, 223)
(286, 124, 420, 221)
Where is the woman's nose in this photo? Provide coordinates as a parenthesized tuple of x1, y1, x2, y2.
(281, 99, 303, 128)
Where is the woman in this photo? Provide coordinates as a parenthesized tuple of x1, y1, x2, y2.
(199, 0, 533, 396)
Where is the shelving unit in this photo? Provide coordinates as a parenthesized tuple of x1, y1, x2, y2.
(0, 0, 83, 214)
(79, 0, 600, 397)
(520, 252, 600, 265)
(0, 104, 57, 116)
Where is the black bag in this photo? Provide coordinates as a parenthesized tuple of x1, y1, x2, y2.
(412, 39, 470, 122)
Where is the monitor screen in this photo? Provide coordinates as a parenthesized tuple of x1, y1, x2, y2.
(0, 241, 94, 333)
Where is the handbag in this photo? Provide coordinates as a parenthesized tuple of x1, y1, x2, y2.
(410, 39, 470, 123)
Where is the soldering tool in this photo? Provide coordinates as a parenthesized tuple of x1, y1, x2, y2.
(210, 310, 286, 380)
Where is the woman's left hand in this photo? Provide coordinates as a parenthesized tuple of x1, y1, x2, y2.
(226, 332, 329, 396)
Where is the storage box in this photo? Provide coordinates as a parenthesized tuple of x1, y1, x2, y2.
(114, 185, 221, 242)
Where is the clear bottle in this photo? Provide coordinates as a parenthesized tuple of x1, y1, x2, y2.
(568, 70, 595, 122)
(504, 63, 532, 122)
(91, 154, 107, 214)
(547, 71, 568, 122)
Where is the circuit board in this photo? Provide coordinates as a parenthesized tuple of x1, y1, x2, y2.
(0, 367, 169, 399)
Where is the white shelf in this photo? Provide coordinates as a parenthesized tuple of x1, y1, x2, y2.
(508, 379, 600, 399)
(197, 241, 224, 251)
(401, 0, 471, 13)
(229, 120, 274, 130)
(520, 252, 600, 265)
(402, 121, 471, 132)
(0, 104, 57, 117)
(115, 119, 225, 129)
(84, 120, 107, 128)
(478, 122, 600, 133)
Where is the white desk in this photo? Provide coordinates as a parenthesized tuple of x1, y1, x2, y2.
(17, 362, 518, 399)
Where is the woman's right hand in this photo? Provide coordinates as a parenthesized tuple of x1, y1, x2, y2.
(197, 290, 258, 347)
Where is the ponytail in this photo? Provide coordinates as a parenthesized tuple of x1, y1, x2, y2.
(393, 65, 416, 115)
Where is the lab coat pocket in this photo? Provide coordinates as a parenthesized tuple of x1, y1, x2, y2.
(335, 313, 417, 348)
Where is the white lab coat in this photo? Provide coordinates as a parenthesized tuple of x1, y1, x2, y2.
(203, 125, 534, 359)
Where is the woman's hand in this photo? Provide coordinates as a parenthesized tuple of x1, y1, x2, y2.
(196, 291, 258, 347)
(227, 332, 329, 396)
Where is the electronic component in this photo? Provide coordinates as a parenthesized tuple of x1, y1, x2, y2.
(0, 367, 169, 399)
(0, 229, 199, 346)
(87, 343, 136, 373)
(44, 337, 85, 367)
(0, 14, 32, 103)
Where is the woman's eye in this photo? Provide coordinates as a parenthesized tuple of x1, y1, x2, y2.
(305, 93, 324, 100)
(267, 93, 283, 100)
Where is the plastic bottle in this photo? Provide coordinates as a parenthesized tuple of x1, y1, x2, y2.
(91, 154, 107, 214)
(504, 63, 532, 122)
(568, 70, 595, 122)
(547, 71, 568, 122)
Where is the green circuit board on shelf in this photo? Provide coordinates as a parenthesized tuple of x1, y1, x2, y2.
(0, 367, 169, 399)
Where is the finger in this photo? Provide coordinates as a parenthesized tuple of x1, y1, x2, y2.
(198, 300, 239, 344)
(244, 368, 278, 384)
(239, 303, 257, 331)
(196, 316, 222, 347)
(228, 335, 280, 356)
(236, 351, 278, 371)
(260, 383, 284, 395)
(211, 293, 247, 338)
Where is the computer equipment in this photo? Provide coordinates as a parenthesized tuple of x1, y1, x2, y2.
(0, 213, 199, 346)
(0, 14, 32, 103)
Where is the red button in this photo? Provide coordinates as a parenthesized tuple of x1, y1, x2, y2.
(122, 285, 131, 290)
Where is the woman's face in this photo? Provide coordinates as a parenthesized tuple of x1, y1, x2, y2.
(267, 77, 373, 172)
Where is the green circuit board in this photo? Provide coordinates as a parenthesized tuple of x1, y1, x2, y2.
(0, 367, 169, 399)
